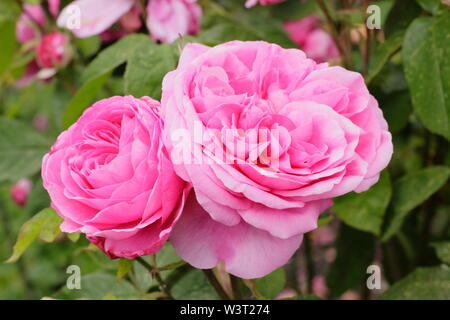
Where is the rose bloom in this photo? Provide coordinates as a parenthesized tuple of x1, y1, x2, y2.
(162, 41, 392, 278)
(285, 15, 340, 63)
(42, 96, 190, 258)
(245, 0, 285, 8)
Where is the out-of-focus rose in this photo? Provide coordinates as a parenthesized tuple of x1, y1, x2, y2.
(284, 15, 340, 63)
(36, 32, 72, 68)
(11, 179, 33, 207)
(57, 0, 135, 38)
(16, 4, 46, 44)
(119, 5, 142, 33)
(245, 0, 285, 8)
(42, 96, 190, 259)
(146, 0, 202, 43)
(161, 41, 393, 278)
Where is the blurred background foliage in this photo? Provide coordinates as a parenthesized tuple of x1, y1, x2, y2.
(0, 0, 449, 300)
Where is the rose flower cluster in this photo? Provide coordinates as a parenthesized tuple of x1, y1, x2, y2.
(42, 41, 393, 279)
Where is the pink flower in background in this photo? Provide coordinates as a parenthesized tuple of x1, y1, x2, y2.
(119, 5, 142, 33)
(11, 179, 33, 207)
(36, 32, 72, 68)
(16, 4, 46, 44)
(162, 41, 392, 278)
(57, 0, 135, 38)
(245, 0, 285, 8)
(146, 0, 202, 43)
(42, 96, 190, 259)
(285, 15, 340, 63)
(57, 0, 201, 43)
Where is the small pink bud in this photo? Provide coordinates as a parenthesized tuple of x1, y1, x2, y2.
(119, 5, 142, 33)
(11, 179, 33, 207)
(36, 32, 72, 69)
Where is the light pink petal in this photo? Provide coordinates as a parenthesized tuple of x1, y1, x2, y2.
(57, 0, 135, 38)
(170, 194, 302, 279)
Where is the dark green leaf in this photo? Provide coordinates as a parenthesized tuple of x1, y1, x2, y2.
(172, 269, 220, 300)
(380, 265, 450, 299)
(379, 90, 412, 133)
(385, 0, 421, 36)
(0, 21, 17, 78)
(326, 224, 375, 297)
(81, 34, 150, 83)
(403, 12, 450, 139)
(75, 36, 101, 58)
(382, 166, 450, 241)
(333, 171, 392, 236)
(124, 42, 176, 100)
(0, 118, 51, 182)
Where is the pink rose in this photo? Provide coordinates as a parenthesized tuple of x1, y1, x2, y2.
(285, 15, 340, 63)
(162, 41, 392, 278)
(146, 0, 202, 43)
(245, 0, 285, 8)
(11, 179, 33, 207)
(42, 96, 190, 259)
(36, 32, 72, 68)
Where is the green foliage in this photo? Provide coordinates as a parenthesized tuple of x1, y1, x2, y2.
(326, 225, 375, 298)
(382, 166, 450, 241)
(255, 267, 286, 299)
(6, 208, 62, 263)
(333, 171, 392, 236)
(403, 11, 450, 140)
(431, 242, 450, 264)
(380, 265, 450, 300)
(172, 269, 220, 300)
(0, 118, 51, 182)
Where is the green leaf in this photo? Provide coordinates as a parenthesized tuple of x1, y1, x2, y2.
(326, 224, 375, 298)
(200, 7, 295, 48)
(0, 21, 17, 78)
(0, 0, 20, 23)
(379, 90, 412, 133)
(366, 31, 404, 84)
(255, 267, 286, 299)
(117, 259, 134, 280)
(6, 208, 63, 263)
(0, 118, 51, 182)
(172, 269, 220, 300)
(431, 242, 450, 264)
(333, 171, 392, 236)
(382, 166, 450, 241)
(380, 265, 450, 299)
(384, 0, 421, 37)
(53, 273, 138, 300)
(403, 12, 450, 140)
(81, 34, 149, 83)
(416, 0, 442, 14)
(62, 71, 111, 129)
(75, 36, 101, 58)
(124, 42, 176, 100)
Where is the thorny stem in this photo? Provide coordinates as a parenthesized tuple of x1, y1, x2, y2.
(303, 233, 314, 294)
(135, 256, 173, 299)
(230, 274, 243, 300)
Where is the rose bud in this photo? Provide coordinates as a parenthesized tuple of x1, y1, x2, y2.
(11, 179, 33, 207)
(36, 32, 72, 69)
